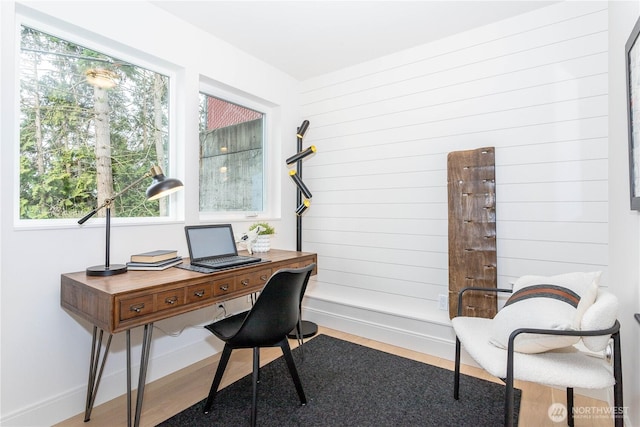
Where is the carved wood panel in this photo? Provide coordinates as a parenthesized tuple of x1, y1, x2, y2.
(447, 147, 497, 319)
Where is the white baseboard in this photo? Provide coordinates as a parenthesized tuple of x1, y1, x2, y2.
(302, 296, 458, 361)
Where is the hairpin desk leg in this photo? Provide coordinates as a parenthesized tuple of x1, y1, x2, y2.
(126, 323, 154, 427)
(84, 326, 112, 422)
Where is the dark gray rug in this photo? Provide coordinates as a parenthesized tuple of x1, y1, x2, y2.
(158, 334, 520, 426)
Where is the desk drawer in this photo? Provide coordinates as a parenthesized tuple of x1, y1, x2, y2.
(120, 294, 154, 320)
(213, 277, 236, 297)
(237, 267, 271, 291)
(157, 288, 185, 311)
(187, 283, 214, 304)
(280, 259, 316, 273)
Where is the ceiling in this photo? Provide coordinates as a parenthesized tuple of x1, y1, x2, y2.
(152, 1, 557, 81)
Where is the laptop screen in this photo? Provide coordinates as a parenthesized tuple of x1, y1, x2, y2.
(185, 224, 238, 261)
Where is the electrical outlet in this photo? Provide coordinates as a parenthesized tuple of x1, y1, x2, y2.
(438, 294, 448, 310)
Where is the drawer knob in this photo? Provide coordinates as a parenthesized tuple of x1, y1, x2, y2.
(260, 275, 268, 281)
(130, 303, 145, 313)
(219, 284, 229, 291)
(194, 290, 205, 298)
(165, 296, 178, 305)
(241, 279, 249, 286)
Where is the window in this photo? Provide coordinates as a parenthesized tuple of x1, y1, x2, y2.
(198, 93, 265, 214)
(19, 25, 172, 221)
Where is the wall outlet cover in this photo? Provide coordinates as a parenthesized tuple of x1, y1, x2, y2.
(438, 294, 448, 310)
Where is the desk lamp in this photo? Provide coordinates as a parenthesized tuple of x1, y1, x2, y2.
(78, 165, 183, 276)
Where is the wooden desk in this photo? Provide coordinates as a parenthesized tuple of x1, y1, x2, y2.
(61, 249, 317, 427)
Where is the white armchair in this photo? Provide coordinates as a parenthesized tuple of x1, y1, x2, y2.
(452, 286, 623, 427)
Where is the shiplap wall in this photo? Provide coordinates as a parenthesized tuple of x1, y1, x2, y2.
(298, 1, 608, 350)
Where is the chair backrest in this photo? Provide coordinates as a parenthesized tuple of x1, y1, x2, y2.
(581, 289, 619, 352)
(227, 263, 315, 348)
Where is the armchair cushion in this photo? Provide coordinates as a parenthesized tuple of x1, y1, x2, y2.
(452, 316, 616, 389)
(489, 271, 601, 353)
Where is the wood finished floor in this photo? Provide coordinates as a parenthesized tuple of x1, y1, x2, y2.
(55, 326, 613, 427)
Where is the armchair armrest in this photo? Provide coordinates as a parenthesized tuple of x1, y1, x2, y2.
(501, 320, 622, 427)
(503, 320, 621, 402)
(507, 319, 620, 351)
(457, 286, 513, 316)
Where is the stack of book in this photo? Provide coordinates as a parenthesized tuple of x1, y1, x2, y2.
(126, 250, 183, 271)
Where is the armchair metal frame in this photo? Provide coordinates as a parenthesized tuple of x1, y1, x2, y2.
(454, 287, 623, 427)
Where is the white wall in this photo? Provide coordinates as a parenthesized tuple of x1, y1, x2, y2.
(609, 1, 640, 424)
(299, 0, 612, 382)
(3, 1, 639, 426)
(300, 2, 640, 424)
(0, 1, 300, 425)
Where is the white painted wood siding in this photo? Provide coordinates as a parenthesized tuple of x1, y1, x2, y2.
(298, 2, 608, 323)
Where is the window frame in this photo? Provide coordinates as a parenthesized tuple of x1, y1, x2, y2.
(14, 12, 183, 229)
(198, 79, 277, 222)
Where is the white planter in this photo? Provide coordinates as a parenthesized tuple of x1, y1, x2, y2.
(252, 235, 271, 252)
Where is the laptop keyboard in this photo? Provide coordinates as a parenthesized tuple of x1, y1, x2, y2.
(199, 255, 257, 267)
(205, 256, 240, 265)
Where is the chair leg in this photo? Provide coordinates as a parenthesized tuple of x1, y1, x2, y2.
(612, 332, 624, 427)
(251, 347, 259, 427)
(505, 346, 515, 427)
(296, 316, 305, 361)
(280, 339, 307, 404)
(504, 379, 515, 427)
(567, 387, 574, 427)
(454, 337, 461, 400)
(203, 345, 233, 414)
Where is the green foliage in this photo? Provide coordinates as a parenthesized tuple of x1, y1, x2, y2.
(249, 222, 275, 235)
(19, 26, 170, 220)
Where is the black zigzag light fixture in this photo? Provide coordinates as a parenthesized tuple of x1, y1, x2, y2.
(287, 119, 318, 338)
(287, 120, 316, 250)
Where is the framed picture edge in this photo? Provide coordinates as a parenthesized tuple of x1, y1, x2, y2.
(626, 14, 640, 210)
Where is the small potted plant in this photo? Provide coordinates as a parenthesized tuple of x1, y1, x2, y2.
(248, 222, 275, 252)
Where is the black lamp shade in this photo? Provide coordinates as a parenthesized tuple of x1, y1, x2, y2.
(146, 177, 183, 200)
(146, 166, 184, 200)
(296, 199, 311, 216)
(286, 145, 316, 165)
(289, 170, 312, 199)
(296, 120, 310, 139)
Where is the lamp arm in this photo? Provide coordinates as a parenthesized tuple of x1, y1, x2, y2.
(78, 206, 101, 225)
(77, 171, 152, 225)
(109, 170, 152, 200)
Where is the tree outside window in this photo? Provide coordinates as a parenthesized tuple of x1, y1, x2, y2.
(199, 94, 265, 213)
(19, 26, 171, 220)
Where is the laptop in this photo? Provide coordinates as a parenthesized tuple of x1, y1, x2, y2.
(185, 224, 262, 269)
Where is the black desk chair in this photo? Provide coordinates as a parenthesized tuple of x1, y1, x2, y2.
(203, 263, 315, 426)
